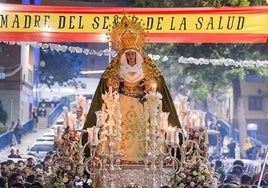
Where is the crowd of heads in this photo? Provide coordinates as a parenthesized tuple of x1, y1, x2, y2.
(0, 147, 93, 188)
(215, 159, 268, 188)
(0, 152, 54, 188)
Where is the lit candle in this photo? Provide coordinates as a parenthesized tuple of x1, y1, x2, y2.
(191, 113, 198, 127)
(174, 129, 180, 145)
(67, 113, 75, 130)
(101, 111, 108, 125)
(93, 127, 100, 145)
(95, 110, 102, 127)
(170, 128, 175, 144)
(87, 127, 93, 144)
(160, 112, 169, 130)
(166, 127, 174, 145)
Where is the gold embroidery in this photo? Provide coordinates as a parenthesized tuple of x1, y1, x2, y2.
(109, 14, 145, 51)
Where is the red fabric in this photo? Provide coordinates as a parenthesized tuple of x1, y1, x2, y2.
(0, 4, 267, 43)
(2, 4, 268, 14)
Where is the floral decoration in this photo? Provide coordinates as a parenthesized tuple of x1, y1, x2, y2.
(172, 161, 217, 188)
(186, 126, 209, 158)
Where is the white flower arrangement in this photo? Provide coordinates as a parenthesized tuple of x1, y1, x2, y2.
(173, 161, 216, 188)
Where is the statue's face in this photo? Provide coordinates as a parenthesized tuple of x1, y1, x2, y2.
(125, 50, 136, 65)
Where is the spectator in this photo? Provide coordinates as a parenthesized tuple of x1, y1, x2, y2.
(229, 165, 244, 183)
(217, 123, 227, 147)
(263, 172, 268, 183)
(26, 157, 35, 169)
(13, 119, 23, 145)
(233, 160, 245, 169)
(214, 160, 226, 184)
(73, 176, 83, 188)
(16, 160, 26, 174)
(8, 172, 25, 187)
(253, 180, 268, 187)
(208, 118, 217, 130)
(8, 147, 22, 159)
(40, 156, 52, 172)
(251, 163, 268, 184)
(31, 164, 43, 175)
(240, 173, 252, 186)
(223, 174, 236, 185)
(37, 107, 46, 117)
(83, 170, 92, 188)
(25, 174, 35, 185)
(251, 139, 262, 160)
(32, 107, 38, 125)
(45, 151, 55, 158)
(0, 176, 8, 188)
(35, 174, 45, 186)
(257, 147, 267, 160)
(1, 162, 12, 177)
(243, 138, 254, 159)
(9, 182, 25, 188)
(7, 160, 16, 173)
(22, 167, 33, 179)
(31, 181, 43, 188)
(227, 138, 236, 159)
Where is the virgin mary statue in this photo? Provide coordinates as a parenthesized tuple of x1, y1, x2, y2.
(83, 14, 181, 163)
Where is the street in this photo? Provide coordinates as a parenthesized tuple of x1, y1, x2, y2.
(0, 116, 51, 162)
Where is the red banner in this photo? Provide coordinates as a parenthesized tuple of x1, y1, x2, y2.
(0, 4, 267, 43)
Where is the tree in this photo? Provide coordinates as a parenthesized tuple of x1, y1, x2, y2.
(39, 44, 88, 87)
(136, 0, 268, 158)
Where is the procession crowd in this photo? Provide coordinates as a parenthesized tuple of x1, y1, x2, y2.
(214, 159, 268, 188)
(1, 145, 268, 188)
(0, 148, 93, 188)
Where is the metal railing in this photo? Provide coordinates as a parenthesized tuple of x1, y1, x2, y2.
(0, 119, 34, 150)
(47, 97, 66, 127)
(0, 98, 66, 151)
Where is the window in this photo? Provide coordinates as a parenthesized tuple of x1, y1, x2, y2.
(0, 65, 4, 79)
(208, 134, 218, 146)
(30, 144, 55, 152)
(28, 69, 33, 84)
(248, 96, 262, 111)
(245, 74, 264, 82)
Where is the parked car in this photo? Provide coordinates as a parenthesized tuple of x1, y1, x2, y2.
(50, 118, 65, 131)
(36, 137, 55, 142)
(207, 129, 222, 159)
(42, 132, 56, 138)
(27, 141, 55, 163)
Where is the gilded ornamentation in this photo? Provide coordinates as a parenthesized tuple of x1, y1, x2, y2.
(109, 14, 146, 51)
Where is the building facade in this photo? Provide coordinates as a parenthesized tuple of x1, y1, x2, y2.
(241, 74, 268, 143)
(0, 43, 37, 126)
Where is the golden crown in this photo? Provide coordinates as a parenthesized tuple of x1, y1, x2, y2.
(109, 14, 146, 51)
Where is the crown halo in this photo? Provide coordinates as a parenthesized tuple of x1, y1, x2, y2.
(109, 14, 145, 52)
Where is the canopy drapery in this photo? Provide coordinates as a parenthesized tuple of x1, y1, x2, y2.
(0, 4, 267, 43)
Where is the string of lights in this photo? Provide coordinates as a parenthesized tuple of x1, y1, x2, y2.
(2, 41, 268, 68)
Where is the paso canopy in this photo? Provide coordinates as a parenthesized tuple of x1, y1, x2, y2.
(0, 4, 267, 43)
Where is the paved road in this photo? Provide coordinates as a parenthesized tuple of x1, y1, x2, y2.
(0, 116, 52, 162)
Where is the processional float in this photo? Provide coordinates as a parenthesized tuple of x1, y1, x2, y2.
(48, 14, 217, 188)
